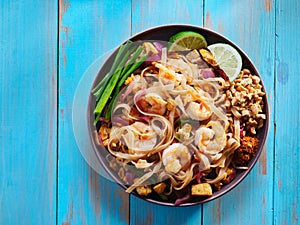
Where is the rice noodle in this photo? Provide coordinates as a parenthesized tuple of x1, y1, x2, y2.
(104, 50, 242, 195)
(161, 47, 167, 65)
(234, 118, 240, 143)
(126, 162, 162, 193)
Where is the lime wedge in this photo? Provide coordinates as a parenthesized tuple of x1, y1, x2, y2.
(168, 31, 207, 52)
(207, 43, 242, 82)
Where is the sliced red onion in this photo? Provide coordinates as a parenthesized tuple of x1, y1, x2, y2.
(200, 68, 215, 79)
(135, 88, 146, 100)
(111, 115, 129, 126)
(153, 41, 164, 55)
(174, 193, 193, 206)
(98, 132, 104, 145)
(196, 171, 203, 184)
(122, 80, 135, 100)
(143, 54, 161, 66)
(97, 117, 110, 123)
(240, 126, 245, 137)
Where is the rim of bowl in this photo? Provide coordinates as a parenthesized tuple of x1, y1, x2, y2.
(87, 24, 269, 206)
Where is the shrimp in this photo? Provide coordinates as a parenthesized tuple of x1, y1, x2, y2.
(186, 101, 212, 121)
(167, 58, 194, 81)
(138, 93, 167, 115)
(162, 143, 191, 173)
(131, 121, 157, 142)
(120, 122, 157, 153)
(195, 121, 226, 154)
(153, 62, 176, 82)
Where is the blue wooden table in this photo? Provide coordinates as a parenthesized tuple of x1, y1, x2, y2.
(1, 1, 299, 224)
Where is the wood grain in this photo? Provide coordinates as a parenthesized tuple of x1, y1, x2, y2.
(274, 1, 300, 224)
(0, 1, 57, 224)
(203, 1, 275, 225)
(57, 0, 131, 224)
(132, 0, 203, 33)
(1, 1, 300, 224)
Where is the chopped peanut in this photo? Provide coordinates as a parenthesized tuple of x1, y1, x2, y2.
(225, 70, 266, 135)
(99, 123, 111, 146)
(166, 98, 177, 111)
(136, 185, 152, 196)
(124, 74, 135, 85)
(153, 183, 167, 194)
(99, 123, 110, 140)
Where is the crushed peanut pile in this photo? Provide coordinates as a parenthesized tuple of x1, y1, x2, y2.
(225, 69, 266, 135)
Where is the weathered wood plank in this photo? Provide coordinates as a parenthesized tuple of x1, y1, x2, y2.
(0, 1, 57, 224)
(274, 1, 300, 224)
(57, 0, 131, 224)
(3, 0, 299, 225)
(132, 0, 204, 33)
(130, 1, 204, 224)
(203, 1, 275, 225)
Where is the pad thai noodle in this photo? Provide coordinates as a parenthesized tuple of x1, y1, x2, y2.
(93, 37, 266, 205)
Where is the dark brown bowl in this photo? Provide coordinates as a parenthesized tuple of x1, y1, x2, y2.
(87, 24, 269, 206)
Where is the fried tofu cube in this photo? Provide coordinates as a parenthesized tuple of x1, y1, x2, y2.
(191, 183, 212, 196)
(153, 183, 166, 194)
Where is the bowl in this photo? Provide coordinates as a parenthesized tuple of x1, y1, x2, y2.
(87, 24, 269, 206)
